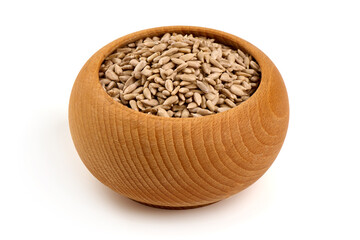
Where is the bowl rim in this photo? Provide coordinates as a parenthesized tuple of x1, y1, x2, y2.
(92, 25, 272, 121)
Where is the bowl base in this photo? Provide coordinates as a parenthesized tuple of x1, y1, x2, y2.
(132, 199, 220, 210)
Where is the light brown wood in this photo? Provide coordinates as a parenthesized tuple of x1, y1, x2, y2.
(69, 26, 289, 209)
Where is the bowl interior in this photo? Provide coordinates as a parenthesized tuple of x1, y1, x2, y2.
(95, 26, 268, 120)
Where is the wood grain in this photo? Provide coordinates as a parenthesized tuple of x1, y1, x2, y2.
(69, 26, 289, 209)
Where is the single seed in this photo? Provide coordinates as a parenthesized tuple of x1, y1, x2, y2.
(206, 100, 217, 112)
(129, 100, 139, 111)
(165, 80, 174, 92)
(123, 93, 138, 100)
(196, 81, 209, 93)
(163, 95, 178, 106)
(197, 108, 213, 116)
(141, 99, 159, 106)
(181, 109, 190, 118)
(105, 70, 119, 81)
(143, 88, 152, 100)
(157, 107, 170, 117)
(193, 92, 202, 106)
(230, 85, 247, 96)
(225, 98, 237, 108)
(187, 102, 198, 109)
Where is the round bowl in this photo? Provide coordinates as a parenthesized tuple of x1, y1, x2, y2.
(69, 26, 289, 209)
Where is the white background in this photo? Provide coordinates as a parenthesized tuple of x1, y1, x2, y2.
(1, 0, 359, 239)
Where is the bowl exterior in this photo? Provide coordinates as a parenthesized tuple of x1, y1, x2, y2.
(69, 26, 289, 208)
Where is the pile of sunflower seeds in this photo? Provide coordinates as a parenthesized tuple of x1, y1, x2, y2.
(99, 33, 261, 117)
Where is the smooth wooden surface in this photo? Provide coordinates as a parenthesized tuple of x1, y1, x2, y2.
(69, 26, 289, 208)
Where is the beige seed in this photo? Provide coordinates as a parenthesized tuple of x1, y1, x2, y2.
(244, 56, 250, 68)
(171, 58, 185, 65)
(184, 91, 194, 98)
(201, 63, 211, 75)
(141, 99, 159, 106)
(209, 57, 225, 70)
(106, 81, 116, 90)
(150, 43, 167, 52)
(211, 94, 219, 105)
(164, 69, 173, 76)
(181, 109, 190, 118)
(144, 41, 156, 47)
(186, 84, 198, 89)
(237, 49, 246, 59)
(178, 93, 186, 101)
(225, 98, 237, 108)
(143, 88, 152, 100)
(162, 62, 175, 70)
(137, 101, 145, 111)
(123, 80, 140, 94)
(130, 59, 139, 67)
(141, 67, 152, 77)
(129, 100, 139, 111)
(205, 77, 217, 86)
(207, 72, 222, 80)
(179, 87, 189, 94)
(220, 72, 233, 82)
(230, 85, 247, 96)
(171, 85, 181, 95)
(193, 92, 202, 106)
(172, 105, 186, 111)
(157, 107, 170, 117)
(196, 81, 209, 93)
(217, 107, 231, 113)
(165, 79, 174, 92)
(119, 75, 131, 82)
(201, 96, 207, 108)
(171, 42, 188, 48)
(187, 102, 197, 109)
(183, 68, 194, 74)
(163, 95, 178, 106)
(178, 74, 197, 81)
(187, 61, 201, 68)
(105, 69, 119, 81)
(179, 48, 191, 53)
(162, 48, 179, 56)
(158, 56, 171, 65)
(165, 110, 173, 117)
(180, 53, 196, 61)
(114, 64, 123, 75)
(174, 111, 182, 117)
(161, 33, 171, 42)
(136, 94, 145, 100)
(174, 62, 188, 72)
(162, 90, 171, 96)
(197, 51, 205, 62)
(197, 108, 213, 116)
(100, 79, 111, 85)
(147, 52, 160, 62)
(242, 81, 252, 90)
(227, 54, 235, 64)
(250, 60, 260, 71)
(205, 93, 216, 101)
(206, 100, 217, 112)
(133, 60, 147, 73)
(221, 88, 234, 99)
(123, 93, 138, 100)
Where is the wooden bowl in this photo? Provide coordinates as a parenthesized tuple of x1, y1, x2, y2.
(69, 26, 289, 209)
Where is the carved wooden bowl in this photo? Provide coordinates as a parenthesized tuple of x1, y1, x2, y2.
(69, 26, 289, 209)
